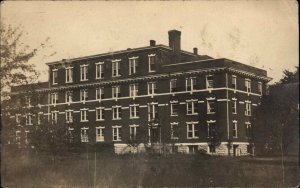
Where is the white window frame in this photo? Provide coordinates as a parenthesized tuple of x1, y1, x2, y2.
(95, 62, 104, 79)
(37, 112, 43, 125)
(186, 100, 198, 115)
(187, 122, 199, 139)
(232, 99, 237, 114)
(65, 91, 73, 103)
(245, 122, 252, 138)
(112, 86, 120, 99)
(147, 82, 157, 95)
(80, 64, 88, 81)
(148, 103, 158, 121)
(112, 106, 122, 120)
(148, 54, 156, 72)
(258, 82, 262, 95)
(26, 114, 32, 125)
(51, 111, 58, 124)
(80, 109, 89, 122)
(207, 99, 216, 114)
(16, 114, 21, 124)
(80, 89, 88, 102)
(232, 75, 237, 89)
(207, 121, 216, 138)
(186, 77, 196, 91)
(129, 124, 139, 141)
(66, 110, 73, 123)
(129, 84, 138, 98)
(245, 102, 251, 116)
(206, 75, 214, 89)
(96, 107, 105, 121)
(232, 121, 238, 138)
(25, 130, 29, 145)
(171, 122, 179, 139)
(170, 101, 179, 116)
(245, 79, 251, 93)
(16, 131, 21, 145)
(96, 126, 105, 142)
(52, 69, 58, 85)
(50, 93, 58, 105)
(129, 57, 138, 75)
(65, 66, 73, 83)
(112, 59, 121, 77)
(81, 127, 89, 142)
(130, 104, 139, 119)
(112, 126, 122, 141)
(96, 87, 104, 100)
(170, 79, 177, 93)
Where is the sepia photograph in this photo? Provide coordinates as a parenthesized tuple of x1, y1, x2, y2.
(1, 0, 299, 187)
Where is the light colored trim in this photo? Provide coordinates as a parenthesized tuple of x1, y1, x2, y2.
(164, 58, 216, 67)
(207, 120, 216, 123)
(217, 99, 228, 102)
(239, 101, 245, 104)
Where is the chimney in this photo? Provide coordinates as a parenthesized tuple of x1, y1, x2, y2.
(193, 47, 198, 55)
(168, 30, 181, 52)
(150, 40, 156, 46)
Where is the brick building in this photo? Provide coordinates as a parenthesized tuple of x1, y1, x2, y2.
(9, 30, 271, 155)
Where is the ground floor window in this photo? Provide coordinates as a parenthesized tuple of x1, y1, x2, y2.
(81, 128, 89, 142)
(187, 122, 199, 139)
(96, 127, 104, 142)
(188, 145, 198, 153)
(112, 126, 121, 141)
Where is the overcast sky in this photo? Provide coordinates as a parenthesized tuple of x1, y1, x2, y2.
(1, 0, 298, 83)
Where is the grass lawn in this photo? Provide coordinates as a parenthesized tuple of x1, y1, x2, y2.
(1, 149, 299, 187)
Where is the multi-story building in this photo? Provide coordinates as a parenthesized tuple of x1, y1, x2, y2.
(9, 30, 271, 155)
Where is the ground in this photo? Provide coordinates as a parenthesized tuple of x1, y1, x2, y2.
(1, 148, 299, 187)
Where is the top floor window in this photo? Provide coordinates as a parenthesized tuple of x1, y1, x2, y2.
(96, 62, 104, 79)
(50, 93, 58, 104)
(232, 75, 237, 89)
(148, 54, 156, 72)
(65, 66, 73, 83)
(206, 75, 214, 89)
(129, 57, 138, 75)
(52, 69, 58, 84)
(80, 65, 88, 81)
(258, 82, 262, 95)
(186, 77, 196, 91)
(112, 60, 121, 77)
(96, 87, 104, 100)
(65, 91, 73, 103)
(245, 79, 251, 93)
(170, 79, 177, 92)
(112, 86, 120, 99)
(148, 82, 157, 95)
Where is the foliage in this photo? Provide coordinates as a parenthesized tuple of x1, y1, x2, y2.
(254, 67, 299, 155)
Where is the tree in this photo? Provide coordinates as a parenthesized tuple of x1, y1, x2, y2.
(254, 67, 299, 155)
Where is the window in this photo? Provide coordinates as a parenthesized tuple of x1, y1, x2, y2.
(112, 126, 121, 141)
(245, 102, 251, 116)
(245, 123, 252, 138)
(112, 60, 121, 77)
(171, 122, 179, 139)
(96, 127, 104, 142)
(187, 122, 199, 139)
(81, 128, 89, 142)
(148, 82, 157, 95)
(16, 114, 21, 124)
(66, 110, 73, 123)
(129, 84, 138, 97)
(129, 125, 138, 141)
(65, 91, 73, 103)
(186, 100, 198, 115)
(130, 104, 139, 119)
(232, 121, 238, 138)
(96, 107, 105, 121)
(148, 54, 156, 72)
(37, 113, 42, 125)
(258, 82, 262, 95)
(245, 79, 251, 93)
(170, 101, 178, 116)
(232, 75, 237, 89)
(112, 86, 120, 99)
(96, 88, 104, 100)
(112, 106, 122, 120)
(25, 130, 29, 145)
(148, 103, 158, 120)
(26, 114, 32, 125)
(52, 69, 58, 84)
(68, 128, 74, 143)
(80, 109, 89, 122)
(129, 57, 138, 75)
(65, 66, 73, 83)
(16, 131, 21, 145)
(207, 100, 216, 114)
(170, 79, 177, 92)
(50, 93, 58, 104)
(186, 77, 196, 91)
(25, 96, 31, 106)
(206, 75, 214, 89)
(232, 100, 237, 114)
(80, 89, 88, 102)
(51, 111, 58, 124)
(96, 62, 104, 79)
(207, 122, 216, 138)
(80, 65, 88, 81)
(188, 145, 198, 153)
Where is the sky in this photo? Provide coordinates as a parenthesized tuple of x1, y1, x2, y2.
(1, 0, 298, 83)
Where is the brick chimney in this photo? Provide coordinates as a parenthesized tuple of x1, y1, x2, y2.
(150, 40, 156, 46)
(193, 47, 198, 55)
(168, 30, 181, 52)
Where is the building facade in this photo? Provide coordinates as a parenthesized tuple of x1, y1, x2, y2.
(9, 30, 271, 155)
